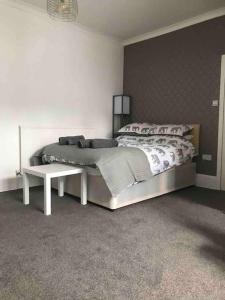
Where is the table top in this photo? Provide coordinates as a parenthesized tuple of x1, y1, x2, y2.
(23, 163, 84, 178)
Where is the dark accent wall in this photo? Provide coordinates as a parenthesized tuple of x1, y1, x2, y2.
(124, 16, 225, 176)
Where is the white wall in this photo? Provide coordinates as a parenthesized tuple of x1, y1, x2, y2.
(0, 0, 124, 192)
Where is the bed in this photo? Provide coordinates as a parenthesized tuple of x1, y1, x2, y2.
(42, 123, 200, 210)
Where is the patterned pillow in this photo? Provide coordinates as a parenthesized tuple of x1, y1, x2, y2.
(118, 123, 193, 136)
(118, 123, 153, 135)
(148, 124, 193, 136)
(139, 123, 154, 135)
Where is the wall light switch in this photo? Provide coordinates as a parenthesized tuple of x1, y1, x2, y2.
(202, 154, 212, 161)
(212, 100, 219, 107)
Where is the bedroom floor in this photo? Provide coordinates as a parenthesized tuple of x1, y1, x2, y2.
(0, 187, 225, 300)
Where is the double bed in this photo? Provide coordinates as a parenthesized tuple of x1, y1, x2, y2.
(40, 124, 200, 210)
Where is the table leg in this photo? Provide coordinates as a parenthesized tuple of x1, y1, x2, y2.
(81, 171, 87, 205)
(44, 176, 51, 216)
(23, 173, 29, 205)
(58, 177, 65, 197)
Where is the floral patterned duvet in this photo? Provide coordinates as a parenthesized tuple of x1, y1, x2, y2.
(117, 135, 195, 175)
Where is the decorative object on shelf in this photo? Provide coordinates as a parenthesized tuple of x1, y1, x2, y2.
(47, 0, 78, 22)
(113, 95, 132, 137)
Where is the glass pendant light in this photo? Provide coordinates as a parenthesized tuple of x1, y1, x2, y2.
(47, 0, 78, 22)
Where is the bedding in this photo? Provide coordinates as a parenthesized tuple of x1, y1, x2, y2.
(39, 133, 195, 197)
(117, 135, 195, 175)
(41, 144, 152, 197)
(59, 135, 85, 145)
(78, 139, 118, 149)
(183, 134, 193, 141)
(146, 124, 193, 136)
(118, 123, 193, 136)
(118, 123, 153, 135)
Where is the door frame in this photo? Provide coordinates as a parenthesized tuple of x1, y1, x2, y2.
(217, 55, 225, 189)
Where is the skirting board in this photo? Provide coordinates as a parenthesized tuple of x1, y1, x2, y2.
(0, 176, 41, 193)
(195, 174, 220, 190)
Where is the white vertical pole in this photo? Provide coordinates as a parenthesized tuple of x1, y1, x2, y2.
(23, 172, 29, 205)
(58, 176, 65, 197)
(44, 176, 51, 216)
(81, 171, 87, 205)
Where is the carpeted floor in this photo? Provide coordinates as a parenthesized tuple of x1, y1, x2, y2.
(1, 187, 225, 300)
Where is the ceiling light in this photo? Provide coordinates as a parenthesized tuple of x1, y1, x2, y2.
(47, 0, 78, 22)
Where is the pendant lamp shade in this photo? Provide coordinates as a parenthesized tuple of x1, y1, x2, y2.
(47, 0, 78, 22)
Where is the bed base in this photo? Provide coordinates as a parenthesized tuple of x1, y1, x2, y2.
(62, 162, 196, 210)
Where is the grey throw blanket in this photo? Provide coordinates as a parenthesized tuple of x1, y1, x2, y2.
(41, 143, 152, 197)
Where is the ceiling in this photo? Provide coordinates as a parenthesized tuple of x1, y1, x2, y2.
(19, 0, 225, 39)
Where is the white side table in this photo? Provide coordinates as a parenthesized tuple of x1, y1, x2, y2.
(23, 164, 87, 216)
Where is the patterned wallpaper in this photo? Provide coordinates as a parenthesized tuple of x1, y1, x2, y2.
(124, 16, 225, 176)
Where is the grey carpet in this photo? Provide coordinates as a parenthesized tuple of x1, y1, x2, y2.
(1, 187, 225, 300)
